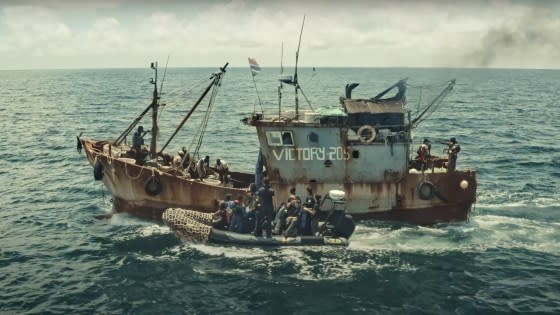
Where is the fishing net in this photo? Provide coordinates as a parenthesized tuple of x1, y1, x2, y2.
(179, 209, 214, 226)
(162, 208, 212, 243)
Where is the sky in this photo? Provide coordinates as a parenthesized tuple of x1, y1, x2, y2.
(1, 0, 559, 70)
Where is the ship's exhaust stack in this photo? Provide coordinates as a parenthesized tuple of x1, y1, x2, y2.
(345, 83, 360, 99)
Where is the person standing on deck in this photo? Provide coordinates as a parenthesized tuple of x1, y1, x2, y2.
(446, 137, 461, 172)
(215, 159, 230, 184)
(416, 138, 431, 171)
(132, 126, 145, 151)
(255, 178, 275, 238)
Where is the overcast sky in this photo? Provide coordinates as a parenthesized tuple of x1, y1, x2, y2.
(1, 0, 559, 70)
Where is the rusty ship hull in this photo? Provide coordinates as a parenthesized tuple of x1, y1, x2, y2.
(80, 62, 476, 225)
(243, 78, 477, 225)
(82, 139, 252, 219)
(83, 138, 476, 224)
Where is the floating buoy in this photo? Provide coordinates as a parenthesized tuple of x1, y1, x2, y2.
(93, 160, 103, 180)
(145, 175, 163, 196)
(418, 181, 434, 200)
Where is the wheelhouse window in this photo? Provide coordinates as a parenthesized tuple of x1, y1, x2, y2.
(266, 131, 294, 146)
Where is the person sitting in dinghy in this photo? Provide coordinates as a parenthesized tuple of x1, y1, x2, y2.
(272, 202, 288, 235)
(284, 197, 302, 237)
(228, 195, 245, 233)
(299, 187, 316, 236)
(212, 201, 230, 230)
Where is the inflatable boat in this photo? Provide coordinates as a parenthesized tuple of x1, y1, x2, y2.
(162, 190, 355, 247)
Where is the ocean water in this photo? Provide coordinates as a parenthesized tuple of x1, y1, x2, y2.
(1, 66, 559, 314)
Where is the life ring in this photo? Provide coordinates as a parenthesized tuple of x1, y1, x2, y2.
(418, 181, 434, 200)
(357, 125, 376, 143)
(145, 175, 163, 196)
(93, 160, 104, 180)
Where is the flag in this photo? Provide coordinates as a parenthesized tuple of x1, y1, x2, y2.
(248, 57, 261, 76)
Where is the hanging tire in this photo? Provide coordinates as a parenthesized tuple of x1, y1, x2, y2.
(145, 175, 163, 196)
(357, 125, 376, 143)
(418, 181, 434, 200)
(93, 160, 103, 181)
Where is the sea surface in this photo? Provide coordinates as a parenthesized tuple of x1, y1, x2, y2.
(1, 66, 559, 314)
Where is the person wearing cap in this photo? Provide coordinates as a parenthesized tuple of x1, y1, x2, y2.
(446, 137, 461, 172)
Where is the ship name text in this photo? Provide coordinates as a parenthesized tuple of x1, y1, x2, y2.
(271, 146, 350, 161)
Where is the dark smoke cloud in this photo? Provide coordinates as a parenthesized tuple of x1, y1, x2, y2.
(463, 9, 560, 67)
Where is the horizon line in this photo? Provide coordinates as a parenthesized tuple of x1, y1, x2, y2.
(1, 65, 558, 71)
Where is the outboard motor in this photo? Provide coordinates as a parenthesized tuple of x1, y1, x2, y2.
(319, 190, 356, 239)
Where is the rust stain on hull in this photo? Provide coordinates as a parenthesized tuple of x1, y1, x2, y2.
(84, 140, 249, 220)
(83, 139, 476, 224)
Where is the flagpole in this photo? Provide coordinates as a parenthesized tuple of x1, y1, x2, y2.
(248, 57, 263, 114)
(251, 72, 263, 113)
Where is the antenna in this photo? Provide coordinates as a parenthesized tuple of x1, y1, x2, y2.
(278, 41, 284, 118)
(159, 55, 170, 100)
(294, 14, 306, 120)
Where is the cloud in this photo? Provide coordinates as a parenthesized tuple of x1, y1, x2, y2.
(1, 0, 560, 69)
(1, 6, 72, 54)
(462, 8, 560, 67)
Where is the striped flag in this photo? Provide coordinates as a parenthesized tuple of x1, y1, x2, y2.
(248, 57, 261, 76)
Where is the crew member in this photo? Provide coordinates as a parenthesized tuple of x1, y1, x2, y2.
(215, 159, 230, 184)
(284, 196, 302, 237)
(132, 125, 145, 151)
(299, 187, 316, 236)
(416, 138, 431, 171)
(255, 178, 275, 238)
(132, 125, 149, 164)
(446, 137, 461, 172)
(212, 201, 229, 230)
(228, 195, 245, 233)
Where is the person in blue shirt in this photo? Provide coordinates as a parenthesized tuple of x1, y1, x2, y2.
(228, 195, 245, 233)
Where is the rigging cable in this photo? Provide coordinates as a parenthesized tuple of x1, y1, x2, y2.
(189, 76, 223, 158)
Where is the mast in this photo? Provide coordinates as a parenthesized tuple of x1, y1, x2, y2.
(278, 42, 283, 118)
(293, 15, 305, 120)
(150, 62, 159, 159)
(158, 62, 229, 154)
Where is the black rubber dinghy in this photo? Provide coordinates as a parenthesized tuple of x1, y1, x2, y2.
(162, 208, 351, 247)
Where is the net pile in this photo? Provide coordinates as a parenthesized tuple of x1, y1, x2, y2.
(162, 208, 212, 243)
(179, 209, 214, 226)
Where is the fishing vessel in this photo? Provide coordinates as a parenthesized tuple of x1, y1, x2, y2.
(78, 20, 476, 225)
(244, 77, 476, 224)
(242, 17, 476, 224)
(78, 62, 254, 218)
